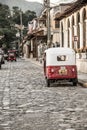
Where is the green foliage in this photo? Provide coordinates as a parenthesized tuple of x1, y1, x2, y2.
(0, 3, 13, 49)
(12, 6, 37, 26)
(0, 3, 37, 50)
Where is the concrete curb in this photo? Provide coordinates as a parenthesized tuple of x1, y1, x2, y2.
(78, 80, 87, 88)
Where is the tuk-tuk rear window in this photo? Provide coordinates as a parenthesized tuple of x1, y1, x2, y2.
(57, 55, 67, 61)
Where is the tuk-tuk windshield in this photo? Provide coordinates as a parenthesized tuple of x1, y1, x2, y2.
(57, 55, 68, 61)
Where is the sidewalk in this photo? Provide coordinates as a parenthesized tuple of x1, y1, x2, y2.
(25, 58, 87, 88)
(78, 72, 87, 87)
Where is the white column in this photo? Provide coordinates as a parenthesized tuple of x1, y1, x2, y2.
(60, 26, 62, 47)
(31, 40, 33, 51)
(79, 22, 84, 48)
(69, 27, 73, 48)
(85, 19, 87, 46)
(26, 45, 29, 58)
(30, 40, 33, 58)
(64, 29, 68, 47)
(73, 25, 78, 49)
(25, 41, 29, 58)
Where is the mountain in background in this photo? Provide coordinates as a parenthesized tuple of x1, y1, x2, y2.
(0, 0, 44, 16)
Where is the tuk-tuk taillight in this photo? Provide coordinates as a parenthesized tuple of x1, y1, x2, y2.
(72, 68, 75, 72)
(50, 68, 55, 73)
(47, 67, 55, 74)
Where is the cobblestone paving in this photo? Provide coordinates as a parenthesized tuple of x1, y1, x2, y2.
(0, 58, 87, 130)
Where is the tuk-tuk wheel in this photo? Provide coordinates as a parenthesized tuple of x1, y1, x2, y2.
(73, 82, 77, 86)
(72, 79, 78, 86)
(46, 79, 50, 87)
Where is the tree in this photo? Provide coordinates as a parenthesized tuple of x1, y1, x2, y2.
(0, 3, 37, 51)
(0, 3, 16, 51)
(12, 6, 37, 27)
(11, 6, 37, 36)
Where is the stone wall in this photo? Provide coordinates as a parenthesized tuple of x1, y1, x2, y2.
(76, 53, 87, 73)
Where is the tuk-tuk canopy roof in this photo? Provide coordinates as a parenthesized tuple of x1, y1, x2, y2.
(44, 47, 76, 66)
(45, 47, 75, 55)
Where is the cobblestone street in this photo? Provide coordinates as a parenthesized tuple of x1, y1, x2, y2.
(0, 58, 87, 130)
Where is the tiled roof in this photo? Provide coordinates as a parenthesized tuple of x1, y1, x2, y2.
(55, 0, 87, 20)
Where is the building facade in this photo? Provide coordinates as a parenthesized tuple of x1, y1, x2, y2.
(23, 0, 87, 73)
(55, 0, 87, 73)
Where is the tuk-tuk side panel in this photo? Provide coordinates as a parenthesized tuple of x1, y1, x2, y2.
(46, 65, 77, 79)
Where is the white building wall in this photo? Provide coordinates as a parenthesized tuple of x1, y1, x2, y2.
(85, 19, 87, 46)
(59, 5, 87, 73)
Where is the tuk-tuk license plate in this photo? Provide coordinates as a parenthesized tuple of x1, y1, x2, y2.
(59, 67, 67, 75)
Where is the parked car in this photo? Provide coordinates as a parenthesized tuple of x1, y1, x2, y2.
(0, 48, 5, 69)
(0, 49, 5, 63)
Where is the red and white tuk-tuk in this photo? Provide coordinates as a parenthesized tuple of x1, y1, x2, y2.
(7, 50, 16, 62)
(43, 47, 78, 87)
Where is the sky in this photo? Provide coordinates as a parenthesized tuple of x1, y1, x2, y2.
(25, 0, 73, 5)
(25, 0, 63, 4)
(25, 0, 57, 3)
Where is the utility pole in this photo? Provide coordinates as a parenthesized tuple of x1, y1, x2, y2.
(20, 9, 23, 41)
(44, 0, 51, 48)
(19, 9, 24, 56)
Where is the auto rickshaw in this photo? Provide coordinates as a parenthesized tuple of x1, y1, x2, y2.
(7, 50, 16, 61)
(43, 47, 78, 87)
